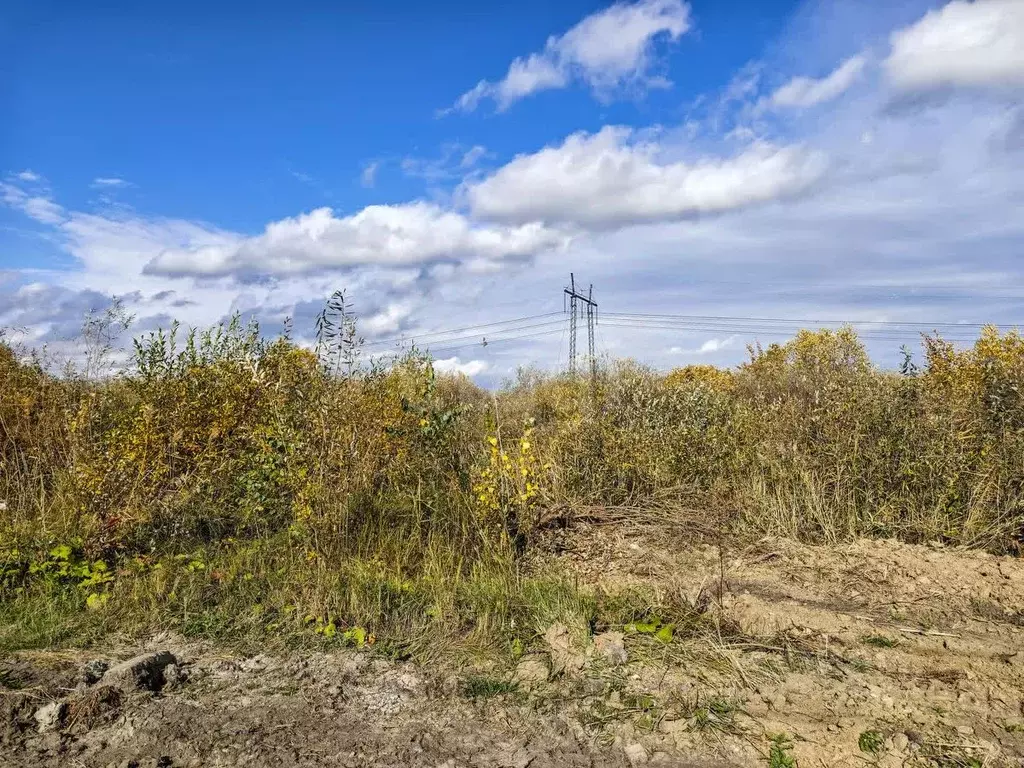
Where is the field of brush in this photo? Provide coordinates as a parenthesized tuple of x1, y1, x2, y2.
(2, 311, 1023, 766)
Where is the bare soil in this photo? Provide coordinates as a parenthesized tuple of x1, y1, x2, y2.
(540, 522, 1024, 767)
(3, 526, 1023, 768)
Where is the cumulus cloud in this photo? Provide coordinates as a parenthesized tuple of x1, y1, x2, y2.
(464, 126, 827, 228)
(768, 54, 868, 109)
(449, 0, 691, 112)
(16, 170, 41, 182)
(62, 211, 237, 274)
(144, 203, 567, 278)
(885, 0, 1024, 91)
(432, 356, 489, 377)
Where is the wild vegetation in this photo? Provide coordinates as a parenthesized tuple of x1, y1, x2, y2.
(1, 297, 1022, 661)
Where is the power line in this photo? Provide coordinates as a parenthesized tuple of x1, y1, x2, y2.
(615, 278, 1024, 301)
(429, 328, 564, 356)
(401, 319, 564, 351)
(362, 311, 562, 349)
(598, 321, 986, 343)
(373, 327, 565, 358)
(364, 311, 565, 350)
(602, 311, 1020, 329)
(600, 319, 989, 336)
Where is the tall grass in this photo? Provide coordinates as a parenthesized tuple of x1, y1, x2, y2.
(1, 310, 1022, 656)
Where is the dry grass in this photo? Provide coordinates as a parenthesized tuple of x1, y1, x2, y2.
(1, 305, 1022, 659)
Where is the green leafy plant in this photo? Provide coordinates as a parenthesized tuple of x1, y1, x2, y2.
(26, 545, 114, 607)
(624, 616, 675, 643)
(768, 734, 797, 768)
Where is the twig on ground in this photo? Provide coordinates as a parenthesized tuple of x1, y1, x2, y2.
(896, 627, 960, 638)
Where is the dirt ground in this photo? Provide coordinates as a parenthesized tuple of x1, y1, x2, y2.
(3, 524, 1023, 768)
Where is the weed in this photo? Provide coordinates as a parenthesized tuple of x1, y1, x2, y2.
(861, 635, 899, 648)
(767, 733, 798, 768)
(460, 675, 519, 699)
(858, 729, 885, 755)
(688, 697, 739, 734)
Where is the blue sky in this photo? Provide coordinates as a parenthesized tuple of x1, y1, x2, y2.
(2, 0, 1024, 381)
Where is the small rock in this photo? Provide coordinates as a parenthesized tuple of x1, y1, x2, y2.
(594, 632, 627, 665)
(956, 725, 974, 735)
(102, 650, 177, 692)
(624, 742, 649, 766)
(892, 732, 909, 752)
(34, 700, 66, 733)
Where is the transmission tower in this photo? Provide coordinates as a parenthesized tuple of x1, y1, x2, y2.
(564, 273, 597, 380)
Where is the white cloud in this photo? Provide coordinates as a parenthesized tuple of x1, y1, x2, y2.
(669, 335, 740, 355)
(144, 203, 567, 278)
(460, 145, 488, 169)
(360, 162, 379, 188)
(769, 54, 868, 109)
(1, 182, 65, 224)
(433, 356, 489, 377)
(886, 0, 1024, 91)
(23, 197, 66, 224)
(61, 210, 237, 275)
(401, 143, 490, 183)
(465, 126, 826, 228)
(16, 170, 41, 182)
(449, 0, 691, 112)
(5, 0, 1024, 386)
(91, 177, 130, 188)
(362, 301, 415, 335)
(697, 335, 739, 354)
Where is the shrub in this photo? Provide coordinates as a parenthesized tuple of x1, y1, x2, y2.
(2, 311, 1023, 657)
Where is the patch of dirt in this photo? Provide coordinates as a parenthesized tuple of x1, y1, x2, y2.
(538, 523, 1024, 767)
(1, 639, 672, 768)
(3, 527, 1023, 767)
